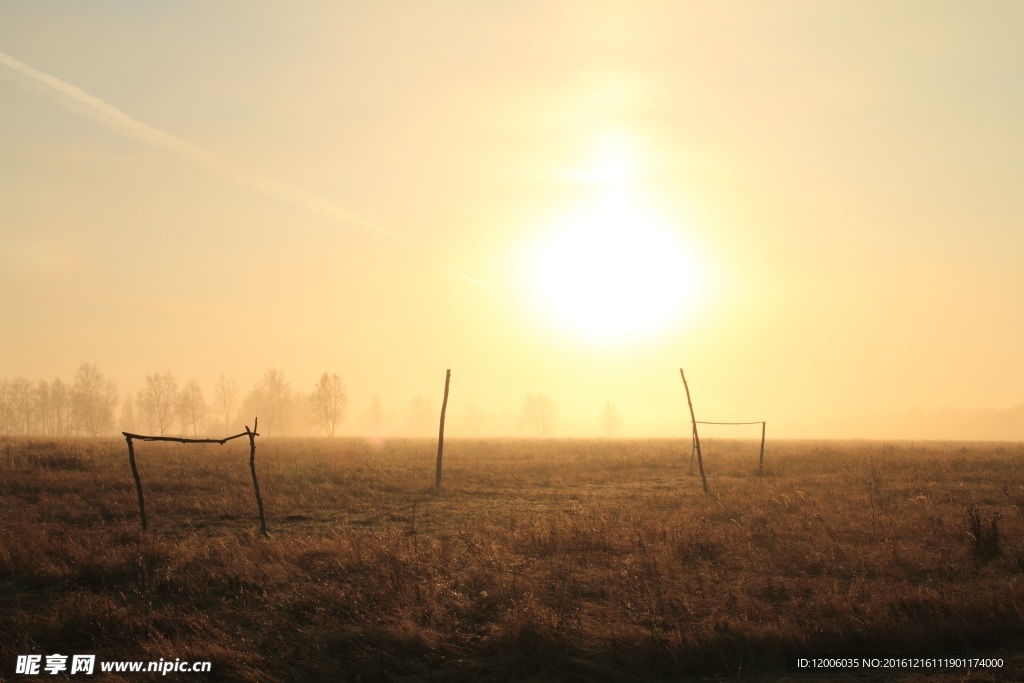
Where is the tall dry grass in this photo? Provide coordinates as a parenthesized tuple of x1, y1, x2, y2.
(3, 436, 1024, 680)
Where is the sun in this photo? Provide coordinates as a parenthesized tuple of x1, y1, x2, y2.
(523, 189, 705, 347)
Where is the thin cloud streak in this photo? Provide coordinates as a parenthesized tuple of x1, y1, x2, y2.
(0, 49, 489, 289)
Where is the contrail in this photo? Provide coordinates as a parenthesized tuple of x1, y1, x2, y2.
(0, 50, 489, 288)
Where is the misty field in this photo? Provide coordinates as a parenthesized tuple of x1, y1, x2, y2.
(3, 437, 1024, 681)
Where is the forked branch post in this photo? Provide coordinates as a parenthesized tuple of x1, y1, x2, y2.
(247, 418, 267, 536)
(125, 435, 146, 531)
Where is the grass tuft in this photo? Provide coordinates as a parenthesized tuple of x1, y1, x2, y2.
(966, 505, 1002, 562)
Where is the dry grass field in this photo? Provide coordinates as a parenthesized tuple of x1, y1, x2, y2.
(3, 436, 1024, 681)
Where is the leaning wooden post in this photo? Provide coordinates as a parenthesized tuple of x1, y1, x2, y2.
(689, 424, 697, 475)
(758, 421, 766, 475)
(435, 369, 452, 488)
(247, 418, 267, 536)
(125, 434, 147, 531)
(679, 369, 709, 494)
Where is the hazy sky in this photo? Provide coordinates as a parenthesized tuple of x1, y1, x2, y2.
(2, 2, 1022, 438)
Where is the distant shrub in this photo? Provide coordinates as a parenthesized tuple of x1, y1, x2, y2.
(2, 440, 93, 470)
(966, 506, 1002, 562)
(35, 442, 93, 471)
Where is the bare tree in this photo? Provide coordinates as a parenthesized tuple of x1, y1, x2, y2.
(243, 368, 291, 436)
(34, 380, 52, 435)
(10, 377, 33, 435)
(309, 372, 348, 437)
(50, 378, 71, 437)
(263, 369, 290, 436)
(241, 385, 266, 434)
(179, 378, 207, 437)
(520, 394, 559, 437)
(120, 393, 136, 433)
(135, 389, 154, 434)
(600, 401, 622, 437)
(137, 371, 178, 436)
(214, 374, 239, 432)
(72, 362, 118, 436)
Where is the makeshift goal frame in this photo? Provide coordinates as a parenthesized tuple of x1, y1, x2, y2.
(121, 418, 266, 535)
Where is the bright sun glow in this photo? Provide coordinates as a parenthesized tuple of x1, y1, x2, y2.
(524, 190, 705, 347)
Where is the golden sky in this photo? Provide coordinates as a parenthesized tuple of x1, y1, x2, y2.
(2, 2, 1022, 438)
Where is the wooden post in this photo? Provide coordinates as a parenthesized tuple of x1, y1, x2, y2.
(125, 435, 147, 531)
(689, 424, 697, 475)
(247, 418, 267, 536)
(435, 369, 451, 488)
(758, 421, 766, 475)
(680, 369, 709, 494)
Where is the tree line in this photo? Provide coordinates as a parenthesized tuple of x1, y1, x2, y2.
(0, 363, 623, 438)
(0, 363, 348, 439)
